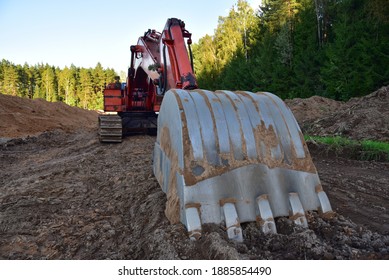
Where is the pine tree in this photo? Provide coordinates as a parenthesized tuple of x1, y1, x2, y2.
(0, 59, 7, 94)
(2, 63, 19, 96)
(33, 64, 45, 99)
(193, 0, 258, 90)
(78, 68, 93, 109)
(292, 0, 325, 97)
(321, 0, 388, 100)
(104, 68, 117, 85)
(59, 66, 77, 105)
(91, 63, 106, 109)
(41, 65, 57, 101)
(23, 64, 36, 99)
(253, 0, 301, 97)
(192, 35, 219, 90)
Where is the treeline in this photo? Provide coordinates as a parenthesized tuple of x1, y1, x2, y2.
(192, 0, 389, 100)
(1, 0, 387, 107)
(0, 60, 118, 110)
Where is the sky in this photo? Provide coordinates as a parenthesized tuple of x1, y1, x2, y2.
(0, 0, 262, 74)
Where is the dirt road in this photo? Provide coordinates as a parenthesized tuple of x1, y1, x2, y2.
(1, 129, 388, 259)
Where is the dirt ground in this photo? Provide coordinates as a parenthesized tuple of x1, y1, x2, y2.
(0, 90, 388, 260)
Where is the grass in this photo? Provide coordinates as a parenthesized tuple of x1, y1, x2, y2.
(304, 135, 389, 161)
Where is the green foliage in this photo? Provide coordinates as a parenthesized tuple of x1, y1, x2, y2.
(41, 65, 57, 102)
(0, 59, 118, 110)
(193, 0, 388, 100)
(193, 0, 259, 90)
(291, 1, 325, 97)
(320, 0, 388, 100)
(360, 140, 389, 161)
(305, 135, 389, 161)
(192, 35, 219, 90)
(58, 66, 77, 105)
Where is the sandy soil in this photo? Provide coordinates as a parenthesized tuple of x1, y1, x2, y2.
(0, 94, 97, 139)
(0, 91, 388, 260)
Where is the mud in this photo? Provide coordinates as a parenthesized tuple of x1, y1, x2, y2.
(0, 92, 388, 260)
(159, 126, 181, 224)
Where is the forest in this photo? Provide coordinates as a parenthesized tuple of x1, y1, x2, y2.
(0, 0, 388, 109)
(193, 0, 389, 100)
(0, 61, 117, 110)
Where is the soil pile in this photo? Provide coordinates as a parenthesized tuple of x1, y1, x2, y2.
(309, 86, 389, 141)
(285, 96, 344, 132)
(0, 94, 98, 138)
(286, 86, 389, 141)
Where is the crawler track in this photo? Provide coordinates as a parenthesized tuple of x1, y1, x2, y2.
(98, 115, 122, 143)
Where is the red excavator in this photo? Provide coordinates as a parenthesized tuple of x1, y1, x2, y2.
(99, 18, 196, 142)
(99, 18, 333, 241)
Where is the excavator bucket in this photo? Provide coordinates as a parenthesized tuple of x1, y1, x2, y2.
(153, 89, 332, 241)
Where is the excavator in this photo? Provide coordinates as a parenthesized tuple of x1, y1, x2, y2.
(99, 18, 333, 241)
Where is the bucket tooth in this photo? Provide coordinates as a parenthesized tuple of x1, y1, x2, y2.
(288, 192, 308, 228)
(317, 190, 334, 217)
(317, 190, 332, 213)
(185, 205, 202, 240)
(221, 201, 243, 242)
(256, 194, 277, 234)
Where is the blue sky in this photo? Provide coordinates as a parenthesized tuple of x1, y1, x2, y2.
(0, 0, 261, 74)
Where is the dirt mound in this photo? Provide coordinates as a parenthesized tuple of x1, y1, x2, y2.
(0, 94, 98, 138)
(310, 86, 389, 141)
(286, 86, 389, 141)
(285, 96, 344, 131)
